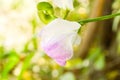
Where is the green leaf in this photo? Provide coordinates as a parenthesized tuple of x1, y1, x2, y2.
(87, 47, 102, 61)
(94, 54, 105, 70)
(37, 2, 53, 13)
(1, 50, 19, 79)
(18, 53, 34, 80)
(37, 2, 56, 24)
(0, 46, 4, 59)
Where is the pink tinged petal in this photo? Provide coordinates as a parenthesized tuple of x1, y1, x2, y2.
(41, 34, 74, 66)
(54, 59, 66, 66)
(39, 18, 81, 66)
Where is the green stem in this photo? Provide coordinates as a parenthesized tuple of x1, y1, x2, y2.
(78, 13, 120, 25)
(63, 10, 70, 19)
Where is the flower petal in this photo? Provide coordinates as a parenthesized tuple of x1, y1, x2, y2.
(53, 0, 74, 10)
(53, 0, 64, 9)
(39, 18, 81, 66)
(39, 18, 80, 42)
(41, 32, 80, 66)
(73, 35, 81, 46)
(54, 59, 66, 66)
(65, 0, 74, 10)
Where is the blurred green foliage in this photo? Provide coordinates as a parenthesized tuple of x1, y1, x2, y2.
(0, 0, 120, 80)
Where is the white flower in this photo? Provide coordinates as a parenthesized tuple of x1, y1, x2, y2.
(78, 0, 89, 7)
(53, 0, 74, 10)
(39, 18, 81, 66)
